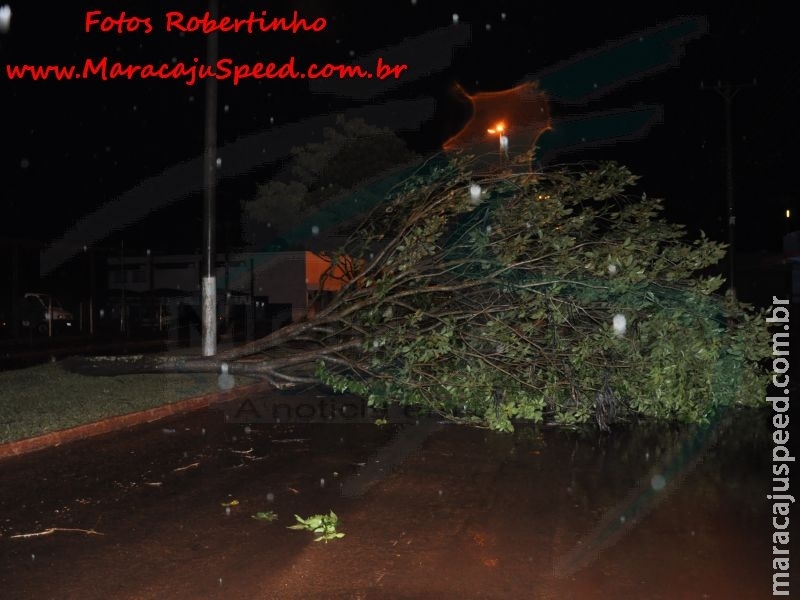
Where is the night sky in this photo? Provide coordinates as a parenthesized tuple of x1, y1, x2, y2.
(1, 4, 797, 283)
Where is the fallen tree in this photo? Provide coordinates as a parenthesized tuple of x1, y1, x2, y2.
(66, 154, 771, 431)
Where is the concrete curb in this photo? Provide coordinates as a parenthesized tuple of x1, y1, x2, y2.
(0, 380, 275, 462)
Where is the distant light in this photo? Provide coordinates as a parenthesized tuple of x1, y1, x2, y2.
(487, 122, 506, 135)
(787, 209, 792, 219)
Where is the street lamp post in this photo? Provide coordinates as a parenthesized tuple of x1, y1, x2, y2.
(201, 0, 219, 356)
(701, 79, 756, 300)
(487, 122, 508, 167)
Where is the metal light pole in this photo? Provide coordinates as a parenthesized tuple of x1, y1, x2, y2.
(201, 0, 219, 356)
(701, 79, 756, 300)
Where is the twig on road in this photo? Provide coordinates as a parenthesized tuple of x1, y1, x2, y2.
(173, 462, 200, 472)
(9, 527, 105, 539)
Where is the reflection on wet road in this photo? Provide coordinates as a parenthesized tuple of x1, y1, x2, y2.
(0, 401, 775, 599)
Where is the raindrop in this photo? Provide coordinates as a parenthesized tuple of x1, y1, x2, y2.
(218, 368, 235, 390)
(224, 104, 230, 113)
(320, 478, 326, 488)
(269, 117, 274, 124)
(452, 13, 459, 24)
(501, 12, 507, 20)
(267, 492, 275, 502)
(485, 24, 492, 31)
(410, 0, 417, 4)
(619, 515, 626, 523)
(348, 50, 355, 57)
(201, 428, 206, 436)
(20, 158, 30, 169)
(612, 314, 627, 337)
(650, 474, 666, 491)
(311, 225, 320, 236)
(244, 426, 252, 435)
(438, 490, 443, 496)
(469, 183, 481, 205)
(31, 553, 35, 562)
(215, 157, 222, 168)
(171, 56, 177, 64)
(225, 506, 231, 516)
(608, 264, 618, 275)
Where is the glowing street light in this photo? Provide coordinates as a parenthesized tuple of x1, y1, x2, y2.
(487, 122, 505, 136)
(487, 122, 509, 165)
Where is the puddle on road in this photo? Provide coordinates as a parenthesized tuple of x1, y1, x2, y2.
(0, 405, 777, 599)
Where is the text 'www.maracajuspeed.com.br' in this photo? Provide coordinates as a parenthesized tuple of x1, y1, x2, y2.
(5, 56, 409, 86)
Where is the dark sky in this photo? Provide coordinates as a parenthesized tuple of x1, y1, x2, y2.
(1, 4, 797, 278)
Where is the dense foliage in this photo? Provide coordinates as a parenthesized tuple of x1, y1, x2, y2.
(304, 153, 771, 431)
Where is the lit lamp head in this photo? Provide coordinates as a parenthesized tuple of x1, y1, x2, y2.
(487, 122, 506, 137)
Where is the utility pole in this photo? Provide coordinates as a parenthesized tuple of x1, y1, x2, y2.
(701, 78, 756, 300)
(202, 0, 219, 356)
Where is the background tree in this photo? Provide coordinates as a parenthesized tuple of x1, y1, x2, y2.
(75, 152, 772, 432)
(242, 115, 418, 246)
